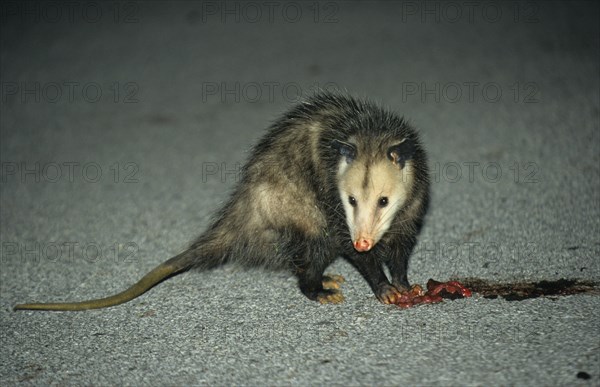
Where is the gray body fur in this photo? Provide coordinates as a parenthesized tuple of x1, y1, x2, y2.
(14, 91, 429, 310)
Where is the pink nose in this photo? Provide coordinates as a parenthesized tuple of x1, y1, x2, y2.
(353, 238, 373, 252)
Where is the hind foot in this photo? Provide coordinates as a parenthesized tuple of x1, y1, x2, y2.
(317, 289, 345, 304)
(322, 274, 345, 290)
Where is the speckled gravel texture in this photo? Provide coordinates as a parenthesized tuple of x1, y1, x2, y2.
(1, 1, 598, 385)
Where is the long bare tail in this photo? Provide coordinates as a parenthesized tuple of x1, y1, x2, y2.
(14, 250, 198, 311)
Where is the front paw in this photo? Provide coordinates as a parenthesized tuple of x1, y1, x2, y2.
(374, 284, 404, 304)
(392, 279, 410, 293)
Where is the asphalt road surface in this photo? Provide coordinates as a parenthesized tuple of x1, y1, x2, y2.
(1, 1, 598, 385)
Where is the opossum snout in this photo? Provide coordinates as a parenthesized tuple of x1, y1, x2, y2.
(353, 238, 373, 252)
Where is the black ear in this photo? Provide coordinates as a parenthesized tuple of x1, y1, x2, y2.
(331, 139, 357, 163)
(387, 139, 415, 169)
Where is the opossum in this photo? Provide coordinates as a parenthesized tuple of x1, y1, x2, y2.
(14, 91, 429, 311)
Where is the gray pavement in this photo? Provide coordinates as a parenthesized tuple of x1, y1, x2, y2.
(1, 1, 599, 385)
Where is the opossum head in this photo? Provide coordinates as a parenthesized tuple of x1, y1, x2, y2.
(333, 138, 415, 252)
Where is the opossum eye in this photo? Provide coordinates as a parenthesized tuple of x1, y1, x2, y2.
(348, 196, 357, 207)
(378, 197, 389, 207)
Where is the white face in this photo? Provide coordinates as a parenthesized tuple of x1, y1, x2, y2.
(337, 154, 413, 252)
